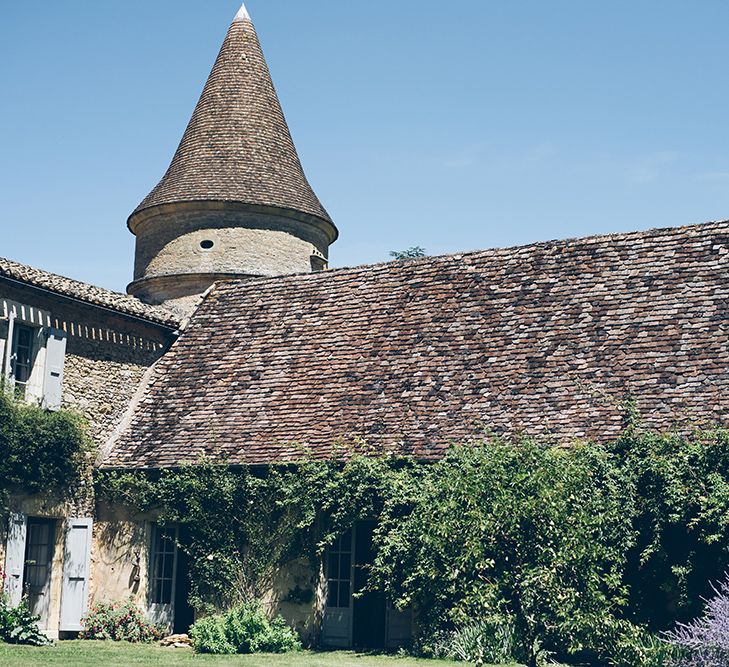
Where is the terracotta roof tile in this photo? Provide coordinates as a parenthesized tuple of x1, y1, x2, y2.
(0, 257, 180, 328)
(130, 8, 332, 228)
(103, 220, 729, 468)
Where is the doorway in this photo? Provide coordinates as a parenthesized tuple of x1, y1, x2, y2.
(173, 526, 194, 634)
(23, 518, 55, 628)
(352, 520, 386, 649)
(147, 523, 194, 634)
(322, 521, 411, 649)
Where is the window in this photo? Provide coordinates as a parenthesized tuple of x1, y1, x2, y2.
(11, 324, 34, 398)
(149, 525, 176, 605)
(326, 529, 352, 609)
(1, 301, 66, 408)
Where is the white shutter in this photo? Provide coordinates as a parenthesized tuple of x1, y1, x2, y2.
(4, 512, 27, 606)
(42, 328, 66, 411)
(59, 518, 93, 632)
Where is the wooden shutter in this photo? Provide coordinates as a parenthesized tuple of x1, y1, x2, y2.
(59, 518, 93, 632)
(42, 328, 66, 411)
(4, 512, 27, 606)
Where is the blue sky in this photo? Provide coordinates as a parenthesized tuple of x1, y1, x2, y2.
(2, 1, 729, 292)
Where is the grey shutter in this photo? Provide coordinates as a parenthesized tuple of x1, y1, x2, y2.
(4, 512, 27, 606)
(42, 328, 66, 411)
(59, 518, 93, 632)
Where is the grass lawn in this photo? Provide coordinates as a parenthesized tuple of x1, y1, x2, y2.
(0, 640, 522, 667)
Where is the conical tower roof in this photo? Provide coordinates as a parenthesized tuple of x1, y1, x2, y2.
(130, 4, 333, 231)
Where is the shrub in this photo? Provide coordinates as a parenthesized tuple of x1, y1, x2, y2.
(664, 573, 729, 667)
(0, 595, 51, 646)
(80, 599, 165, 642)
(600, 621, 681, 667)
(190, 601, 300, 654)
(434, 619, 519, 666)
(188, 614, 235, 654)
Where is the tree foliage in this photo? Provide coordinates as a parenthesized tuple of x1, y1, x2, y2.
(616, 428, 729, 629)
(371, 440, 635, 666)
(389, 246, 426, 260)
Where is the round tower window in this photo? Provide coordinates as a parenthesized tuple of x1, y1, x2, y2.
(200, 240, 214, 250)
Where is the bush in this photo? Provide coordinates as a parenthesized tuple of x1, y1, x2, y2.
(0, 594, 51, 646)
(188, 614, 235, 654)
(80, 599, 165, 642)
(190, 601, 300, 654)
(600, 621, 681, 667)
(434, 619, 519, 666)
(664, 573, 729, 667)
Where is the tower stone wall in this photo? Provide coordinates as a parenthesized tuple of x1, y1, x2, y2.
(128, 203, 332, 310)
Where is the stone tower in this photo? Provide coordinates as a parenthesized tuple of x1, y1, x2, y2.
(127, 4, 337, 313)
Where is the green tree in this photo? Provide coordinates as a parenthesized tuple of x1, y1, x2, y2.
(389, 246, 426, 260)
(370, 440, 635, 666)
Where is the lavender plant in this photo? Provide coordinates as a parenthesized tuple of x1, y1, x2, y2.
(665, 574, 729, 667)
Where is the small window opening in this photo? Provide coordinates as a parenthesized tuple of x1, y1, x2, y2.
(200, 240, 214, 250)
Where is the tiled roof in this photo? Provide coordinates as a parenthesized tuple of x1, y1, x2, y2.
(0, 257, 181, 328)
(130, 6, 333, 229)
(103, 220, 729, 469)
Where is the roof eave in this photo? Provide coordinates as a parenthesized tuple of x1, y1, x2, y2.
(127, 199, 338, 244)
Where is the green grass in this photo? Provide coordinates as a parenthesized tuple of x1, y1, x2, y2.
(0, 640, 521, 667)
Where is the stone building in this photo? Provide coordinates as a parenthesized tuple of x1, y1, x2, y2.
(2, 2, 729, 649)
(0, 258, 178, 638)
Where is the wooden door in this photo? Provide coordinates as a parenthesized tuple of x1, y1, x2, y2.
(60, 518, 93, 632)
(4, 512, 27, 606)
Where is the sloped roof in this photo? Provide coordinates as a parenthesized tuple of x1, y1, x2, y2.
(103, 220, 729, 469)
(0, 257, 180, 329)
(130, 5, 333, 229)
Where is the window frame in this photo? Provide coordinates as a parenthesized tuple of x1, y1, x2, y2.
(325, 529, 353, 610)
(11, 323, 35, 397)
(149, 524, 178, 606)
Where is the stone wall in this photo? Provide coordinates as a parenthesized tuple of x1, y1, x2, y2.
(0, 279, 175, 448)
(128, 202, 331, 311)
(90, 504, 151, 609)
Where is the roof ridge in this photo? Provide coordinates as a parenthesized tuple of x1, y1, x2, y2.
(211, 218, 729, 290)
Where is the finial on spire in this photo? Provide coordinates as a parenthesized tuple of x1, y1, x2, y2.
(234, 3, 251, 23)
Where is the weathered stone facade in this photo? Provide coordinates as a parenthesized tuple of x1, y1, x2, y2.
(0, 280, 175, 447)
(128, 202, 332, 313)
(5, 0, 728, 653)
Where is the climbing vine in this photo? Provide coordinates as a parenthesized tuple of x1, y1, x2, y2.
(96, 451, 407, 612)
(96, 426, 729, 665)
